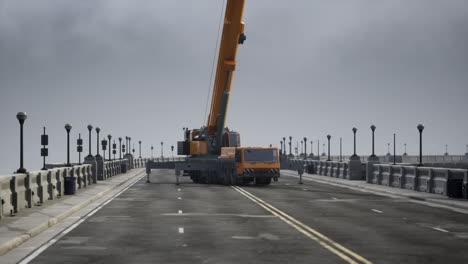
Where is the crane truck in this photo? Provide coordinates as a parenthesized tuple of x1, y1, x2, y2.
(146, 0, 280, 186)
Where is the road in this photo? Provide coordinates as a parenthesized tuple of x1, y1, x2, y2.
(28, 169, 468, 264)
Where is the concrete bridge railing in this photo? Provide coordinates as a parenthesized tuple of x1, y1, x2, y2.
(368, 164, 467, 198)
(1, 165, 89, 219)
(1, 157, 149, 220)
(282, 155, 468, 200)
(284, 158, 364, 180)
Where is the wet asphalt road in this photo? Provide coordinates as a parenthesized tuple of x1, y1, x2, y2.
(30, 169, 468, 264)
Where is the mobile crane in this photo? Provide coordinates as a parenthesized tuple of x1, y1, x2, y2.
(175, 0, 280, 185)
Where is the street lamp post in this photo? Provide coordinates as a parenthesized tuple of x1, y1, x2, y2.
(87, 125, 93, 157)
(370, 125, 376, 157)
(96, 127, 101, 157)
(310, 140, 314, 157)
(327, 135, 331, 161)
(139, 141, 142, 158)
(171, 145, 174, 161)
(280, 140, 283, 155)
(417, 124, 424, 166)
(339, 137, 342, 162)
(304, 137, 307, 158)
(352, 127, 357, 157)
(393, 133, 396, 165)
(151, 145, 154, 159)
(283, 137, 286, 155)
(16, 112, 28, 173)
(118, 137, 122, 159)
(129, 137, 132, 155)
(317, 140, 320, 160)
(126, 137, 130, 155)
(65, 124, 72, 167)
(107, 135, 112, 161)
(161, 142, 164, 158)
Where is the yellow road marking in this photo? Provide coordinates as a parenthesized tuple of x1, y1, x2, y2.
(232, 186, 373, 264)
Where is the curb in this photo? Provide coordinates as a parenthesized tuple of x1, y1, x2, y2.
(282, 171, 468, 213)
(0, 169, 145, 256)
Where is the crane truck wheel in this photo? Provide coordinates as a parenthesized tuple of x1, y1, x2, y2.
(222, 169, 231, 186)
(255, 177, 272, 185)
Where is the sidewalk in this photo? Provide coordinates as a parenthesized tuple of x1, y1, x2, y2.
(0, 168, 146, 256)
(281, 170, 468, 213)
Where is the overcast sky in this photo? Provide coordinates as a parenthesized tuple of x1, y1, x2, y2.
(1, 0, 468, 174)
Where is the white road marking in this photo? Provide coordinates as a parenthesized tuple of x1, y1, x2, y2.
(432, 227, 449, 233)
(178, 210, 182, 214)
(371, 209, 383, 214)
(232, 236, 255, 240)
(177, 189, 181, 191)
(161, 213, 275, 218)
(331, 197, 338, 200)
(178, 227, 184, 234)
(178, 197, 182, 200)
(302, 188, 308, 191)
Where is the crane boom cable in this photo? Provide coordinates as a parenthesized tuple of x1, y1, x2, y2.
(203, 0, 226, 126)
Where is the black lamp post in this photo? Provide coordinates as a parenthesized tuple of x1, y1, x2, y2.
(87, 125, 93, 157)
(151, 145, 154, 158)
(317, 140, 320, 159)
(289, 136, 292, 156)
(352, 127, 357, 157)
(125, 137, 130, 155)
(161, 142, 164, 157)
(65, 124, 72, 167)
(129, 137, 132, 155)
(393, 133, 396, 165)
(96, 127, 101, 157)
(139, 141, 142, 158)
(171, 145, 174, 161)
(310, 140, 313, 157)
(280, 140, 283, 155)
(304, 137, 307, 158)
(41, 127, 49, 170)
(282, 137, 286, 155)
(300, 140, 304, 155)
(16, 112, 28, 173)
(417, 124, 424, 166)
(118, 137, 122, 159)
(404, 143, 407, 156)
(339, 137, 342, 162)
(326, 135, 331, 161)
(370, 125, 376, 157)
(107, 135, 112, 161)
(77, 133, 83, 165)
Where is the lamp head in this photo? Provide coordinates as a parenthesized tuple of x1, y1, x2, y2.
(16, 112, 27, 125)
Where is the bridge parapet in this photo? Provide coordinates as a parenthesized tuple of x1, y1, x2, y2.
(368, 164, 467, 198)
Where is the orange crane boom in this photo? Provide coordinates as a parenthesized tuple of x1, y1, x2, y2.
(206, 0, 246, 136)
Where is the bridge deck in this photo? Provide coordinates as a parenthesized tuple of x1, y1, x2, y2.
(24, 169, 468, 264)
